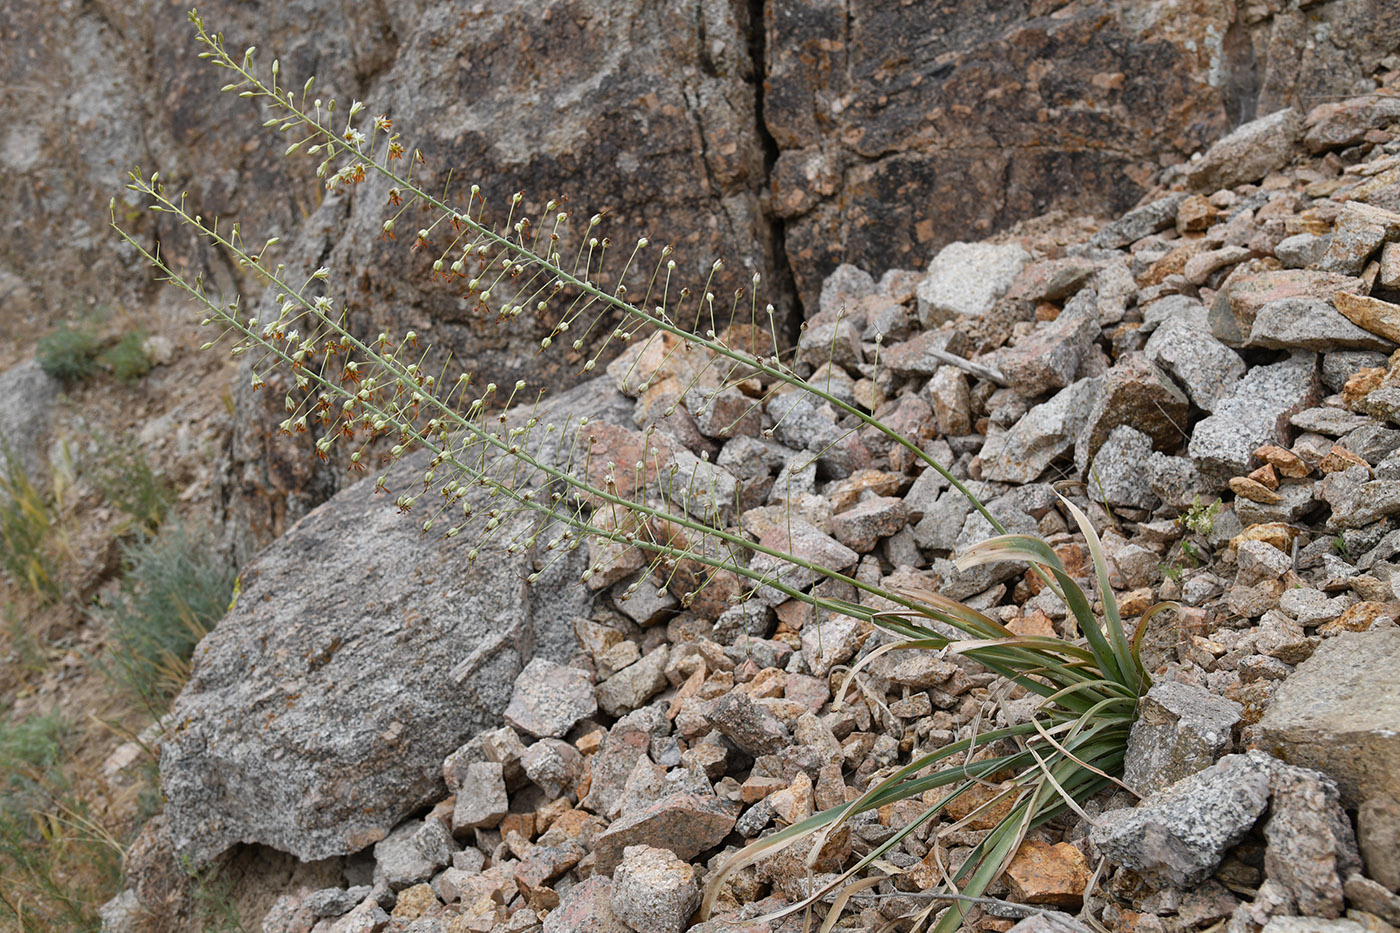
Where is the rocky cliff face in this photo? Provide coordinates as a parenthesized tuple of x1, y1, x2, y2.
(2, 0, 1395, 547)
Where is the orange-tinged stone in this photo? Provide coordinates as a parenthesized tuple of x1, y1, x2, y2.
(1336, 291, 1400, 343)
(1230, 476, 1283, 504)
(1139, 239, 1207, 288)
(740, 775, 788, 804)
(576, 729, 604, 756)
(1318, 601, 1397, 635)
(1008, 609, 1057, 638)
(1176, 194, 1218, 233)
(737, 666, 787, 699)
(944, 780, 1016, 830)
(1230, 523, 1300, 553)
(1119, 588, 1155, 617)
(768, 773, 814, 824)
(1255, 444, 1312, 479)
(667, 664, 707, 719)
(828, 469, 903, 512)
(544, 808, 597, 841)
(1247, 463, 1280, 490)
(392, 883, 442, 920)
(1004, 839, 1092, 908)
(536, 796, 571, 830)
(500, 812, 536, 842)
(1319, 445, 1372, 475)
(1344, 366, 1388, 406)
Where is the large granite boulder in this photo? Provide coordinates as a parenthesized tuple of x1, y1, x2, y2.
(161, 380, 630, 866)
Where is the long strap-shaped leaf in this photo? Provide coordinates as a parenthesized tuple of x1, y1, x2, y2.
(956, 534, 1125, 687)
(1057, 494, 1142, 696)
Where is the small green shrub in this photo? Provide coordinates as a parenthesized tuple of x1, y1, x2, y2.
(35, 325, 101, 382)
(97, 333, 153, 383)
(89, 438, 173, 533)
(0, 447, 60, 603)
(100, 521, 237, 711)
(0, 709, 122, 932)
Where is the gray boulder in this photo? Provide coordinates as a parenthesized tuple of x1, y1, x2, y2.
(1264, 762, 1361, 918)
(1254, 628, 1400, 808)
(916, 241, 1030, 325)
(0, 360, 60, 483)
(1247, 298, 1396, 352)
(1188, 352, 1320, 482)
(1185, 108, 1302, 191)
(1143, 316, 1246, 412)
(998, 289, 1100, 393)
(160, 383, 627, 866)
(1092, 752, 1272, 888)
(980, 377, 1102, 484)
(1088, 426, 1158, 510)
(1124, 681, 1242, 797)
(1090, 194, 1185, 249)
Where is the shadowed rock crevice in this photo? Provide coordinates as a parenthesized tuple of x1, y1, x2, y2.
(746, 0, 806, 334)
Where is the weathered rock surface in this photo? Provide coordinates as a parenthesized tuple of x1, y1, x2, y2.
(980, 377, 1102, 484)
(1124, 680, 1242, 797)
(768, 2, 1395, 305)
(1264, 763, 1361, 918)
(609, 845, 702, 933)
(1185, 108, 1301, 191)
(1189, 353, 1320, 482)
(161, 447, 595, 866)
(1254, 628, 1400, 808)
(1092, 752, 1273, 888)
(0, 360, 59, 482)
(916, 241, 1030, 325)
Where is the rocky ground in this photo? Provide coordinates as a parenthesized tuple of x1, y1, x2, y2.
(3, 68, 1400, 933)
(76, 86, 1400, 933)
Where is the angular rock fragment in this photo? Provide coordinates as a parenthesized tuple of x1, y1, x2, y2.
(544, 876, 630, 933)
(1210, 269, 1363, 347)
(1144, 314, 1247, 411)
(980, 377, 1101, 484)
(1091, 194, 1186, 249)
(610, 845, 702, 933)
(881, 328, 973, 376)
(916, 241, 1030, 325)
(1264, 762, 1361, 918)
(1186, 108, 1301, 191)
(998, 290, 1100, 393)
(1088, 427, 1158, 510)
(749, 517, 858, 607)
(374, 822, 443, 891)
(1316, 203, 1400, 275)
(159, 443, 592, 865)
(1254, 628, 1400, 807)
(1004, 840, 1092, 908)
(596, 646, 670, 718)
(593, 793, 737, 875)
(521, 739, 584, 799)
(1334, 292, 1400, 345)
(1074, 354, 1189, 475)
(1357, 794, 1400, 893)
(1248, 298, 1396, 352)
(451, 762, 509, 834)
(928, 365, 972, 436)
(1304, 96, 1400, 153)
(1124, 681, 1243, 797)
(504, 658, 598, 739)
(1092, 752, 1272, 887)
(1188, 352, 1320, 482)
(706, 690, 792, 757)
